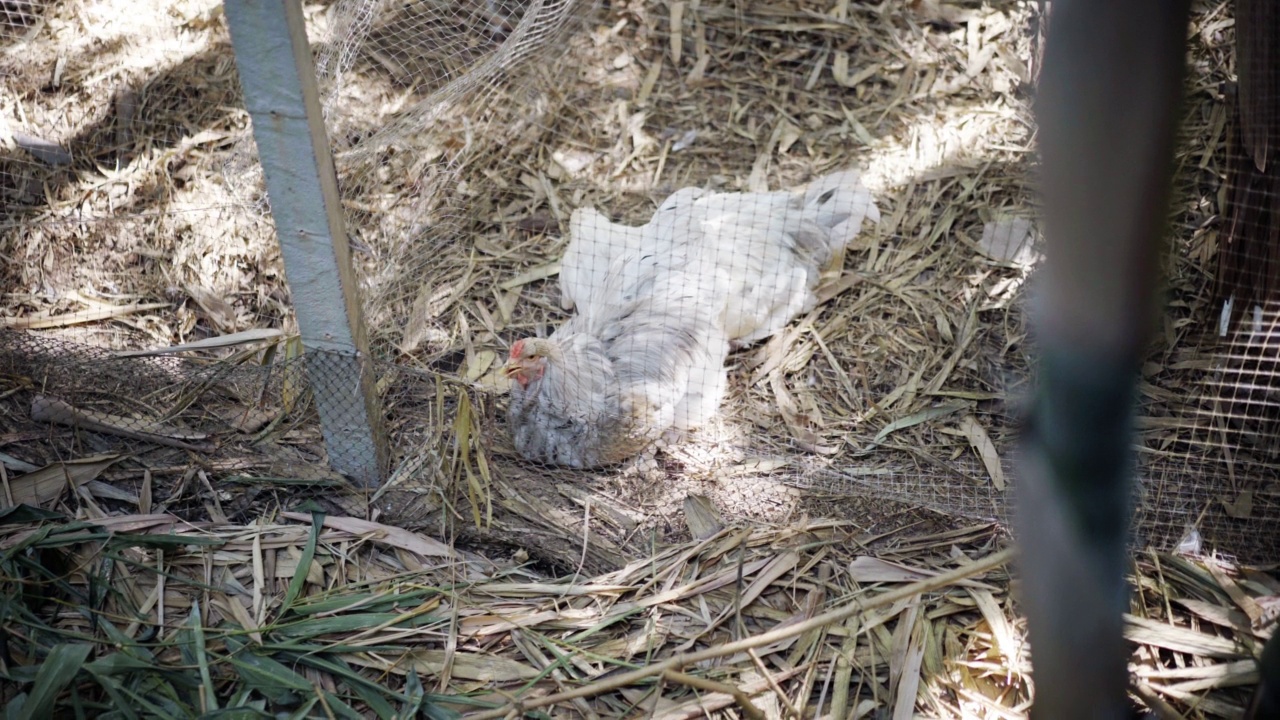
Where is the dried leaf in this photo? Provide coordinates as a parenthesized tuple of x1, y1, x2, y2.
(686, 53, 710, 85)
(909, 0, 976, 25)
(871, 401, 968, 445)
(0, 302, 170, 330)
(891, 612, 925, 720)
(3, 454, 127, 508)
(847, 556, 998, 591)
(32, 395, 212, 450)
(350, 649, 540, 682)
(222, 406, 276, 434)
(1124, 615, 1240, 658)
(776, 119, 802, 155)
(669, 2, 684, 66)
(498, 262, 559, 290)
(1174, 598, 1252, 633)
(115, 328, 284, 357)
(281, 335, 303, 413)
(683, 495, 723, 540)
(848, 557, 932, 583)
(280, 512, 457, 558)
(464, 349, 497, 381)
(969, 589, 1018, 664)
(1220, 490, 1253, 519)
(958, 415, 1005, 490)
(185, 284, 238, 332)
(637, 58, 663, 103)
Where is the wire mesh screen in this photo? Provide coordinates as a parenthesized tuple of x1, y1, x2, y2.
(1117, 4, 1279, 561)
(0, 0, 1275, 568)
(0, 330, 339, 508)
(305, 0, 1033, 556)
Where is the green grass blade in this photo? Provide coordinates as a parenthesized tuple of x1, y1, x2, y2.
(280, 510, 323, 615)
(18, 642, 91, 720)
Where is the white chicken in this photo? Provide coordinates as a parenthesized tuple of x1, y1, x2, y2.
(506, 260, 729, 468)
(506, 169, 877, 468)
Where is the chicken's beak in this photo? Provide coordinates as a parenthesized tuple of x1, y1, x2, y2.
(503, 359, 529, 387)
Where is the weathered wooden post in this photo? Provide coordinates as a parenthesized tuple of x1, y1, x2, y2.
(223, 0, 387, 487)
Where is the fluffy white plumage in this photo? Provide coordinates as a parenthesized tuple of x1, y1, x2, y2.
(507, 262, 728, 468)
(507, 169, 877, 468)
(559, 169, 878, 345)
(558, 186, 707, 311)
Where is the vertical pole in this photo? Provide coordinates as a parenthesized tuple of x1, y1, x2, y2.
(223, 0, 387, 487)
(1022, 0, 1190, 718)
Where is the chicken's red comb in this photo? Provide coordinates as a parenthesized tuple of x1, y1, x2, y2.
(509, 339, 525, 359)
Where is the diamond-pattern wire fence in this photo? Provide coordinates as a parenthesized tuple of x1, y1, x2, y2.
(0, 0, 1274, 567)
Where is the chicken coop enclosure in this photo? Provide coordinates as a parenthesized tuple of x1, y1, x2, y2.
(0, 0, 1269, 558)
(0, 0, 1275, 565)
(1, 0, 1277, 716)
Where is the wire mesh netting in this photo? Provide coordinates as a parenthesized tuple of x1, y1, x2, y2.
(0, 0, 1275, 571)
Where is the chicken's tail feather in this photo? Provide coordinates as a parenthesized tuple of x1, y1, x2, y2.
(800, 170, 879, 233)
(787, 172, 878, 293)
